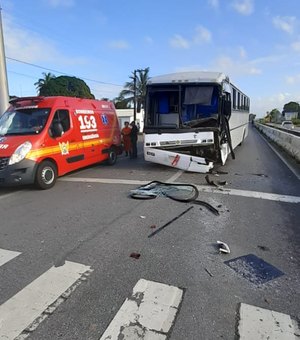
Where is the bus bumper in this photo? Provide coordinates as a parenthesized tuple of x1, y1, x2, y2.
(144, 148, 214, 173)
(0, 159, 37, 186)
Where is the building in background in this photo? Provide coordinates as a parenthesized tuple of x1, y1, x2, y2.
(116, 109, 144, 132)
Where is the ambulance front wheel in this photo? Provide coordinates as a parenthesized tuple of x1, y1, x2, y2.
(107, 148, 117, 165)
(35, 161, 57, 190)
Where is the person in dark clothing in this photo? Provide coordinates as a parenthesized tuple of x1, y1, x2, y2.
(130, 121, 138, 158)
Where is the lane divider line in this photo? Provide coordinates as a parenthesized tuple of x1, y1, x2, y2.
(0, 248, 21, 267)
(0, 261, 92, 340)
(99, 278, 184, 340)
(59, 177, 300, 203)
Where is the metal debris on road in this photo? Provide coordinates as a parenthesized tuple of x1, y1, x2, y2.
(148, 206, 194, 238)
(130, 181, 220, 216)
(204, 268, 214, 277)
(217, 240, 231, 254)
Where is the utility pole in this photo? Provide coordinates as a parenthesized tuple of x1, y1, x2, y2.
(133, 70, 137, 122)
(0, 2, 9, 114)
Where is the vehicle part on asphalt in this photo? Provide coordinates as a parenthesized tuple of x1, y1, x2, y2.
(204, 268, 214, 277)
(205, 175, 228, 187)
(148, 206, 194, 238)
(130, 181, 199, 202)
(192, 200, 220, 216)
(224, 254, 284, 284)
(217, 240, 231, 254)
(131, 181, 219, 215)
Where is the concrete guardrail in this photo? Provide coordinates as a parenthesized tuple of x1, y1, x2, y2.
(255, 123, 300, 162)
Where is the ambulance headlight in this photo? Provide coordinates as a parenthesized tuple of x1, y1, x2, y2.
(9, 141, 32, 165)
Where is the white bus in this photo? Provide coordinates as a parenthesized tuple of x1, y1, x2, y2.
(143, 71, 250, 172)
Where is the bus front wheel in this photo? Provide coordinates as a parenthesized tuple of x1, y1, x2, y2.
(35, 160, 57, 190)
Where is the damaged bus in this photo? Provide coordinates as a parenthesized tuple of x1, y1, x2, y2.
(143, 71, 250, 172)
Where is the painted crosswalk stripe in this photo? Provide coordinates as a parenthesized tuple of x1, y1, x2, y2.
(238, 303, 298, 339)
(0, 248, 21, 267)
(0, 261, 92, 340)
(99, 279, 183, 340)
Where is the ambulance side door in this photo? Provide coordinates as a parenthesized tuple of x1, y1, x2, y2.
(48, 109, 84, 173)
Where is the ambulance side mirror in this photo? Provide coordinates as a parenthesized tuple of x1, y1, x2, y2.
(50, 122, 64, 138)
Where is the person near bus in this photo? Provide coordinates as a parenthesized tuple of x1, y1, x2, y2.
(130, 121, 138, 159)
(121, 121, 131, 156)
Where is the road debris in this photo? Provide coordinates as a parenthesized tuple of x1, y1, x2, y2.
(150, 225, 156, 229)
(205, 175, 228, 188)
(130, 181, 220, 216)
(130, 252, 141, 259)
(148, 206, 194, 238)
(217, 240, 230, 254)
(204, 268, 214, 277)
(251, 173, 269, 178)
(192, 200, 219, 216)
(257, 245, 270, 251)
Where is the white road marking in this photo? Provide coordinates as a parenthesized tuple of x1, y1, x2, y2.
(60, 177, 300, 203)
(0, 261, 91, 340)
(166, 170, 184, 183)
(238, 303, 297, 340)
(99, 279, 183, 340)
(0, 248, 21, 267)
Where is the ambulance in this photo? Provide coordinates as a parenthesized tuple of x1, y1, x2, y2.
(0, 96, 122, 189)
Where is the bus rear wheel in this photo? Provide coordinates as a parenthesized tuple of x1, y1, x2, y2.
(35, 160, 57, 190)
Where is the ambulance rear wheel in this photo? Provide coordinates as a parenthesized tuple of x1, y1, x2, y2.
(35, 161, 57, 190)
(107, 148, 117, 165)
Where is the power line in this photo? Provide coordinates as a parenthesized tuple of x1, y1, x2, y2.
(6, 56, 124, 87)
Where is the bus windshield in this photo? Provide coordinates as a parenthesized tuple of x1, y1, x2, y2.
(146, 84, 220, 129)
(0, 108, 50, 136)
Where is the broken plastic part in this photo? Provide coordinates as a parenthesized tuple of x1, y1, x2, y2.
(217, 240, 230, 254)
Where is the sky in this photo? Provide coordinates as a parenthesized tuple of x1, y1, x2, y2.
(1, 0, 300, 117)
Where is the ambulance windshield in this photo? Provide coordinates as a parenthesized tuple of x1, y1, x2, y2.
(0, 108, 50, 136)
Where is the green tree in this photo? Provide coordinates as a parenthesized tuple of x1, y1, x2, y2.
(113, 94, 130, 109)
(34, 72, 56, 93)
(283, 101, 300, 113)
(38, 76, 95, 99)
(120, 67, 150, 112)
(269, 108, 281, 123)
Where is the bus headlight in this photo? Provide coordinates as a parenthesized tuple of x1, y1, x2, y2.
(9, 141, 32, 165)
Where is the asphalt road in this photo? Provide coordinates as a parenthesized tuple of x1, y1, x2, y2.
(0, 126, 299, 340)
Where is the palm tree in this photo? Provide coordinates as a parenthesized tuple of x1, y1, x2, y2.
(34, 72, 56, 94)
(120, 67, 150, 112)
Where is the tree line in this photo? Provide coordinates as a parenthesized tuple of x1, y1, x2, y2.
(33, 68, 150, 112)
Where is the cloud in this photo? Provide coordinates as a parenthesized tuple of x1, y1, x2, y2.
(286, 74, 300, 85)
(108, 40, 129, 49)
(291, 41, 300, 51)
(239, 46, 247, 58)
(194, 26, 212, 44)
(231, 0, 254, 16)
(170, 26, 211, 49)
(44, 0, 75, 8)
(169, 35, 190, 49)
(273, 16, 297, 34)
(213, 55, 261, 76)
(3, 13, 86, 66)
(144, 36, 154, 45)
(208, 0, 219, 9)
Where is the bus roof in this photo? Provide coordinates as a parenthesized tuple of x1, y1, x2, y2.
(148, 71, 229, 85)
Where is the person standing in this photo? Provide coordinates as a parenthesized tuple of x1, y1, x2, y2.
(130, 121, 138, 158)
(121, 121, 131, 156)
